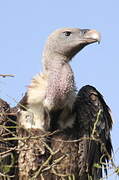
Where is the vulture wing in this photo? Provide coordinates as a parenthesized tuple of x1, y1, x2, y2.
(75, 85, 113, 179)
(49, 85, 113, 180)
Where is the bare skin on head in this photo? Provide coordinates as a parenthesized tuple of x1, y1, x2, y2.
(25, 28, 100, 130)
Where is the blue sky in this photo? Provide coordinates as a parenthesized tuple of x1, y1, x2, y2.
(0, 1, 118, 179)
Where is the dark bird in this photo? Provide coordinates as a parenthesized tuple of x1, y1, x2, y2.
(16, 28, 113, 180)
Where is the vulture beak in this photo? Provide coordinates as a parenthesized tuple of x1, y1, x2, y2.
(80, 29, 101, 44)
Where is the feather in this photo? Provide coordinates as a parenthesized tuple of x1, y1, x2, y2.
(74, 85, 113, 179)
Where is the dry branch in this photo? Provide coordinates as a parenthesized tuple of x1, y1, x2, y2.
(0, 74, 15, 78)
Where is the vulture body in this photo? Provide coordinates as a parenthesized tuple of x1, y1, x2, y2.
(16, 28, 113, 180)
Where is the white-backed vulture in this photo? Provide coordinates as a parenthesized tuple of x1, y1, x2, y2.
(16, 28, 112, 180)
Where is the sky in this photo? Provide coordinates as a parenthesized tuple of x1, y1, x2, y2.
(0, 1, 119, 179)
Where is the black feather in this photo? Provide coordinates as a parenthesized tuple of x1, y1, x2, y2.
(74, 85, 113, 179)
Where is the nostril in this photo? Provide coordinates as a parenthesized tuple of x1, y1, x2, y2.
(80, 29, 90, 35)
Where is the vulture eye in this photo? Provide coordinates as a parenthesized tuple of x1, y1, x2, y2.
(63, 31, 72, 36)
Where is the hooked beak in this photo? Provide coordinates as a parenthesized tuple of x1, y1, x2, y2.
(80, 29, 101, 44)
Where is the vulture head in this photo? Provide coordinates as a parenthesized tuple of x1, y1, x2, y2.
(43, 28, 100, 70)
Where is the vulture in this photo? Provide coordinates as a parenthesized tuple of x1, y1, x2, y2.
(15, 28, 113, 180)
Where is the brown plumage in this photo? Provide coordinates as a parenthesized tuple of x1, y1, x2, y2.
(48, 86, 113, 180)
(18, 128, 51, 180)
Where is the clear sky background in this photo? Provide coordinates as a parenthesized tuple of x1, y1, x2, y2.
(0, 1, 118, 179)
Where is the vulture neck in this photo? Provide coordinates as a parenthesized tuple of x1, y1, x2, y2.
(42, 52, 75, 111)
(42, 51, 70, 72)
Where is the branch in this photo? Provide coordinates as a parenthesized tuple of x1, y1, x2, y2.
(0, 74, 15, 78)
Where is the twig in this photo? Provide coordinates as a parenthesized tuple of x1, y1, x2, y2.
(91, 109, 102, 138)
(0, 74, 15, 78)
